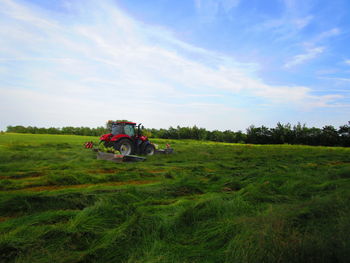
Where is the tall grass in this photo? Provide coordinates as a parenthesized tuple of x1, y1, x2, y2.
(0, 133, 349, 262)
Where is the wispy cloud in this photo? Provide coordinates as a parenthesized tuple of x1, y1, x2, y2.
(316, 28, 341, 40)
(194, 0, 241, 12)
(301, 28, 341, 47)
(0, 0, 344, 130)
(345, 59, 350, 66)
(283, 27, 340, 69)
(255, 14, 313, 39)
(284, 47, 324, 68)
(320, 77, 350, 82)
(252, 0, 314, 40)
(292, 15, 313, 29)
(194, 0, 240, 22)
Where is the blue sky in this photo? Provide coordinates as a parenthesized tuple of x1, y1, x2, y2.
(0, 0, 349, 131)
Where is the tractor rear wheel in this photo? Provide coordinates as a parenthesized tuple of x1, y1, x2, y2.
(144, 144, 155, 156)
(114, 139, 134, 155)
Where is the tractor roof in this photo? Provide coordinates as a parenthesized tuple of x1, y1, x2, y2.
(115, 121, 136, 125)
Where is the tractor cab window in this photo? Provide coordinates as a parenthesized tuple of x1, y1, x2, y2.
(124, 125, 135, 137)
(112, 124, 123, 135)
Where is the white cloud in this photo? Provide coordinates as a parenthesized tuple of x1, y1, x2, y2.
(284, 47, 325, 68)
(0, 87, 254, 131)
(344, 59, 350, 66)
(0, 0, 343, 130)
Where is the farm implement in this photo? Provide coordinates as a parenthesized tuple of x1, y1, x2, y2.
(85, 121, 173, 162)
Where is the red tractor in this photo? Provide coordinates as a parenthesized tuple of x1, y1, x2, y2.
(99, 121, 155, 156)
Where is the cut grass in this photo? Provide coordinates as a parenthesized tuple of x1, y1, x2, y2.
(0, 133, 350, 262)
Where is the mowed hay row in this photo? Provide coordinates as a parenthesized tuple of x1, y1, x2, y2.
(1, 133, 350, 263)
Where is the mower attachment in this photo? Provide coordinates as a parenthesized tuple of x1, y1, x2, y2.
(155, 148, 174, 154)
(155, 143, 173, 154)
(96, 151, 146, 163)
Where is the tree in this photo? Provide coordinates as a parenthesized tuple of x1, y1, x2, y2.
(338, 121, 350, 147)
(246, 125, 272, 144)
(320, 125, 339, 146)
(271, 122, 293, 144)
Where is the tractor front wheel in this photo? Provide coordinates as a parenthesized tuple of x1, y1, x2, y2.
(114, 139, 134, 155)
(144, 144, 155, 156)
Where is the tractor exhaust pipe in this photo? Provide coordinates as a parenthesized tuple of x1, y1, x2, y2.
(137, 123, 142, 136)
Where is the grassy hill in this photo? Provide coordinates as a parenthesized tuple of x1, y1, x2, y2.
(0, 133, 349, 262)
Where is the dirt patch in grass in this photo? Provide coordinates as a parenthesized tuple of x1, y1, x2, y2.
(16, 176, 43, 182)
(0, 216, 14, 223)
(302, 163, 318, 168)
(327, 161, 350, 166)
(88, 169, 120, 174)
(147, 170, 165, 174)
(13, 180, 158, 192)
(1, 172, 45, 180)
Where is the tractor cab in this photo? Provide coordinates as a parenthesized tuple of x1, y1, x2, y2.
(111, 122, 136, 137)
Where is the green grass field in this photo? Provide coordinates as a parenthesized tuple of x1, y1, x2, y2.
(0, 133, 349, 263)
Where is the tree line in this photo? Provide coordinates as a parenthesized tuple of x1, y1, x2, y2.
(6, 121, 350, 147)
(6, 126, 107, 137)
